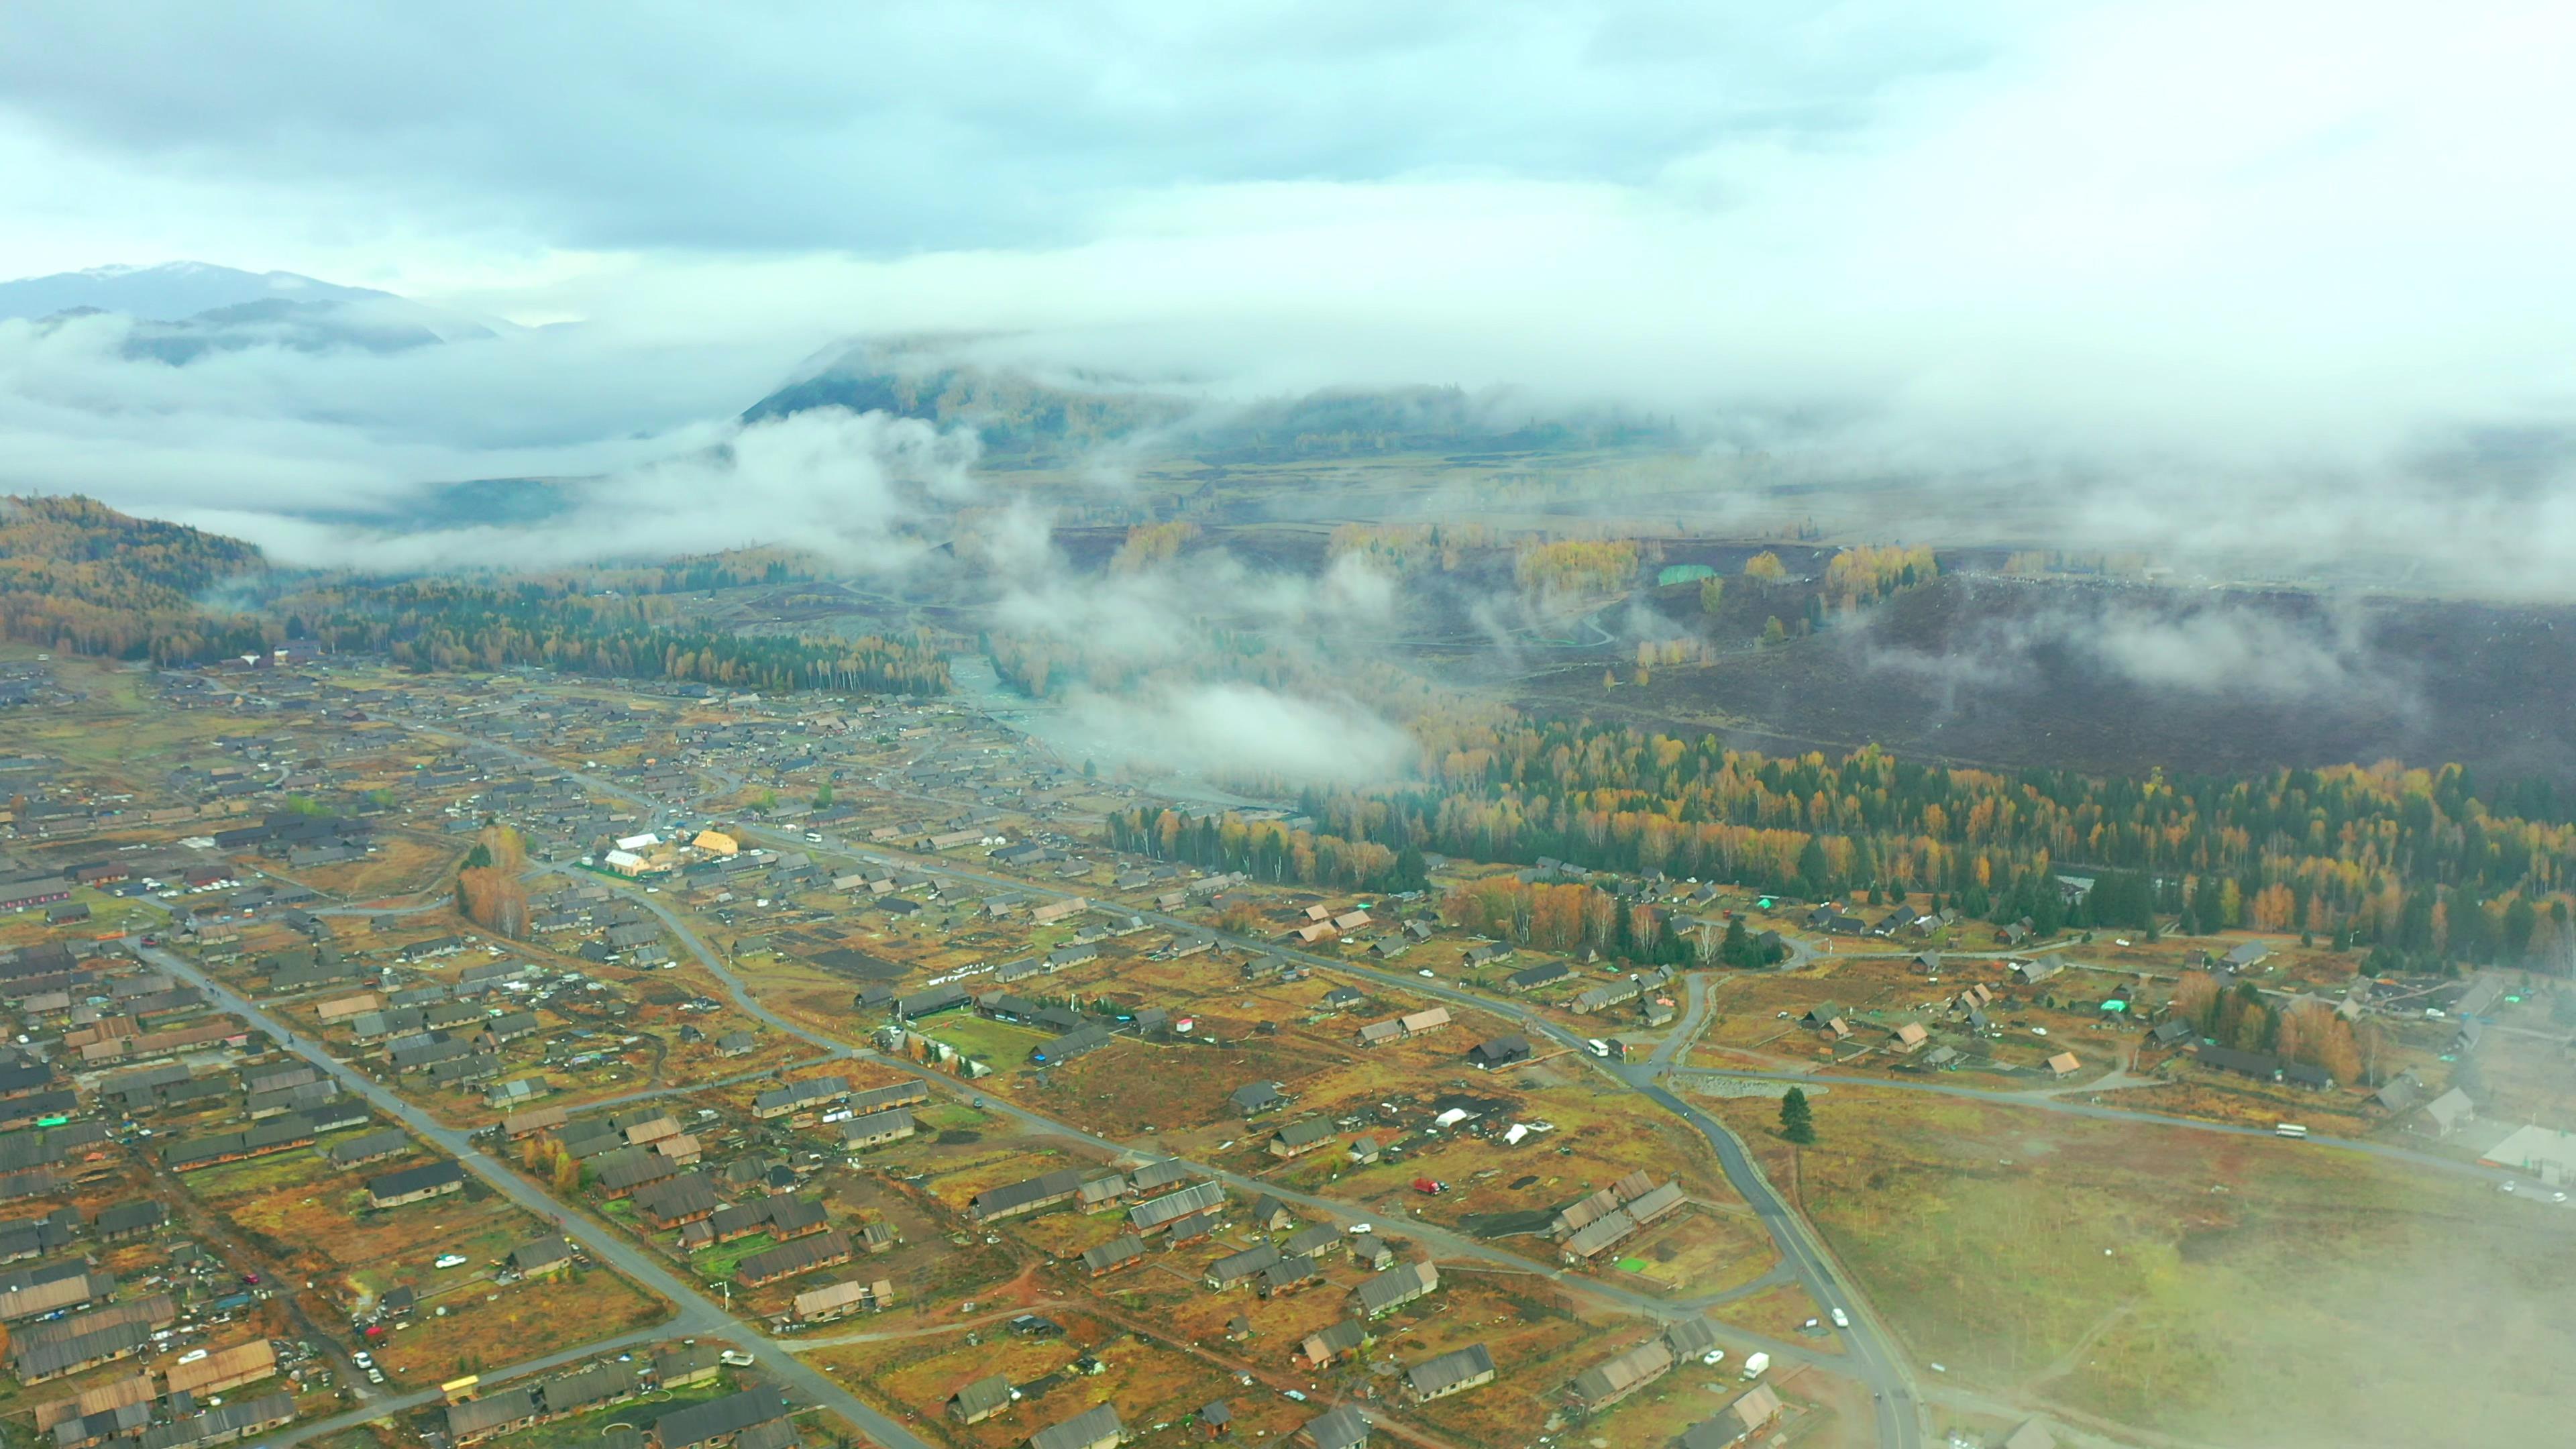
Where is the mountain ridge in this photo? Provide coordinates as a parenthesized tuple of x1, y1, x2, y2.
(0, 260, 395, 322)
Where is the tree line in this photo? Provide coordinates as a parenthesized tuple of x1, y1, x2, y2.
(277, 580, 949, 695)
(1282, 722, 2576, 970)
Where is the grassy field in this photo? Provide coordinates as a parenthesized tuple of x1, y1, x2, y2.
(1716, 1089, 2576, 1447)
(371, 1263, 665, 1385)
(288, 833, 470, 901)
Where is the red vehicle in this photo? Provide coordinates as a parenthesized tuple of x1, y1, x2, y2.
(1411, 1177, 1450, 1195)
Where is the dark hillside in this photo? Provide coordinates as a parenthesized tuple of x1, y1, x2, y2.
(1524, 574, 2576, 786)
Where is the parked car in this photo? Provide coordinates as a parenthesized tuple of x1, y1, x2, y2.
(433, 1254, 468, 1269)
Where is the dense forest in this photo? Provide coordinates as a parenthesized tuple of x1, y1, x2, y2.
(277, 579, 948, 694)
(1116, 720, 2576, 972)
(0, 495, 275, 663)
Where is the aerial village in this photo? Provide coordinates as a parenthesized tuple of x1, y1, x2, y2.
(0, 647, 2556, 1449)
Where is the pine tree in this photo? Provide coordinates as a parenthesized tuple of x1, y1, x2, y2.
(1779, 1087, 1815, 1144)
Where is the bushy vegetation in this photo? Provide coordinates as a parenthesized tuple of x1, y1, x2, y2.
(1821, 543, 1937, 611)
(1514, 538, 1638, 596)
(1109, 521, 1200, 573)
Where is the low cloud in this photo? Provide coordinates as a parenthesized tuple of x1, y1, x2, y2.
(2085, 604, 2387, 704)
(1065, 681, 1411, 786)
(1847, 582, 2414, 716)
(209, 405, 978, 571)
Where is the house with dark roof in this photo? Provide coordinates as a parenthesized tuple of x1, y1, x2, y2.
(366, 1161, 465, 1208)
(1269, 1120, 1336, 1158)
(1082, 1235, 1146, 1276)
(1205, 1245, 1282, 1291)
(1405, 1343, 1495, 1402)
(1569, 1337, 1674, 1408)
(1503, 961, 1570, 991)
(446, 1388, 542, 1444)
(1130, 1181, 1224, 1235)
(1354, 1260, 1438, 1317)
(1029, 1403, 1126, 1449)
(2194, 1045, 2282, 1083)
(1301, 1404, 1371, 1449)
(737, 1230, 853, 1287)
(1227, 1081, 1285, 1116)
(541, 1362, 637, 1416)
(653, 1387, 788, 1449)
(509, 1236, 576, 1277)
(654, 1344, 721, 1388)
(634, 1173, 722, 1230)
(1679, 1385, 1784, 1448)
(972, 1169, 1085, 1223)
(949, 1373, 1016, 1424)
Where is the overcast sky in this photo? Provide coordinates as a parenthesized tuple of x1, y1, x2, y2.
(1, 0, 2570, 568)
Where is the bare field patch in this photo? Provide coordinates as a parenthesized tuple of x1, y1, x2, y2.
(1715, 1089, 2576, 1447)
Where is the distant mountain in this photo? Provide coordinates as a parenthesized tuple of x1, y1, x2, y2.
(0, 261, 394, 322)
(114, 297, 496, 364)
(745, 339, 1680, 462)
(292, 476, 578, 531)
(744, 341, 1193, 460)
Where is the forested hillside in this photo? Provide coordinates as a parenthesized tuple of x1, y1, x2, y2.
(0, 494, 272, 661)
(276, 578, 949, 695)
(0, 495, 946, 694)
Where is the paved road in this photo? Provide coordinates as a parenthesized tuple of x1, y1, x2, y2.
(131, 943, 935, 1449)
(400, 718, 1923, 1443)
(268, 1320, 680, 1446)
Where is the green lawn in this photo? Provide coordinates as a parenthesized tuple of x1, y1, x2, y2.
(925, 1013, 1050, 1067)
(684, 1231, 780, 1281)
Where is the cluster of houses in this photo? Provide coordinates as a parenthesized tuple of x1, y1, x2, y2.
(446, 1351, 791, 1449)
(1550, 1171, 1688, 1263)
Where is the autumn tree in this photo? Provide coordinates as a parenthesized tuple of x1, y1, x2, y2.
(1743, 551, 1788, 583)
(458, 826, 530, 939)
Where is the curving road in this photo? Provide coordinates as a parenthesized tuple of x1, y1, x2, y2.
(396, 717, 1927, 1446)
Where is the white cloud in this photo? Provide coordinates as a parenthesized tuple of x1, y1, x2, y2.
(186, 407, 978, 571)
(1065, 681, 1413, 785)
(0, 0, 2564, 576)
